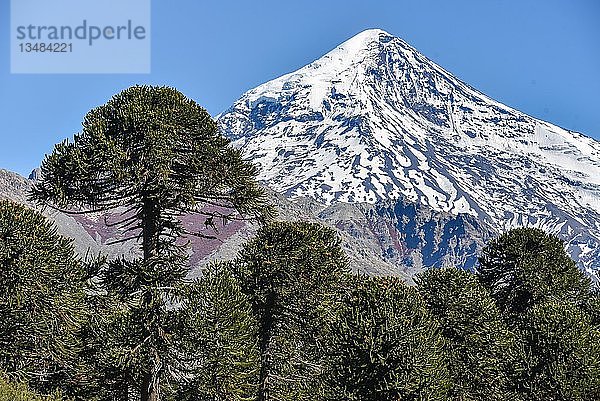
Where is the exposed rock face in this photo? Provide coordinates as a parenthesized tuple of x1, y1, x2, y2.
(318, 199, 496, 273)
(0, 168, 135, 260)
(2, 169, 494, 282)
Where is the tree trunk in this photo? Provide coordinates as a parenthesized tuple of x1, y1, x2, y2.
(140, 195, 161, 401)
(142, 195, 160, 261)
(257, 292, 276, 401)
(141, 372, 159, 401)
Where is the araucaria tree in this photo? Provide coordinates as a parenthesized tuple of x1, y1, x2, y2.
(173, 262, 260, 401)
(235, 221, 349, 401)
(31, 85, 272, 401)
(0, 200, 86, 396)
(478, 228, 600, 400)
(324, 276, 449, 401)
(0, 373, 65, 401)
(517, 300, 600, 400)
(416, 267, 518, 400)
(477, 227, 591, 319)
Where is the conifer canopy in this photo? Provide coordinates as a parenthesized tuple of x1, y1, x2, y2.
(0, 200, 85, 394)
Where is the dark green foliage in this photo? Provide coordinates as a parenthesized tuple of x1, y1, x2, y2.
(477, 228, 591, 318)
(516, 300, 600, 400)
(416, 267, 517, 401)
(0, 374, 65, 401)
(30, 85, 273, 401)
(477, 228, 600, 400)
(17, 88, 600, 401)
(77, 287, 139, 400)
(324, 276, 449, 401)
(0, 200, 86, 395)
(580, 288, 600, 329)
(235, 221, 349, 401)
(172, 262, 259, 401)
(31, 85, 272, 231)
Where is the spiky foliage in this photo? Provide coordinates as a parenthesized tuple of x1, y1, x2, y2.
(416, 267, 519, 401)
(171, 262, 259, 401)
(477, 228, 591, 319)
(578, 286, 600, 331)
(31, 85, 272, 233)
(515, 300, 600, 400)
(0, 200, 85, 395)
(324, 276, 449, 401)
(30, 85, 273, 401)
(76, 283, 138, 400)
(0, 374, 66, 401)
(235, 221, 349, 401)
(73, 257, 188, 401)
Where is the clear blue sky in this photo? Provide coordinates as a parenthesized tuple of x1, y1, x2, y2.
(1, 0, 599, 176)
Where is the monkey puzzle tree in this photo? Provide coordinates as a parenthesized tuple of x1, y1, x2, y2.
(172, 262, 259, 401)
(477, 228, 591, 319)
(516, 300, 600, 400)
(0, 373, 65, 401)
(582, 288, 600, 329)
(0, 200, 86, 396)
(416, 267, 519, 400)
(235, 221, 349, 401)
(324, 276, 449, 401)
(31, 85, 272, 401)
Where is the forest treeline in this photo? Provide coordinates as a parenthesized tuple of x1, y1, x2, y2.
(1, 86, 599, 401)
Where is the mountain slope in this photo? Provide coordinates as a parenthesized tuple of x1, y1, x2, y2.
(0, 169, 136, 259)
(218, 29, 600, 277)
(2, 168, 495, 281)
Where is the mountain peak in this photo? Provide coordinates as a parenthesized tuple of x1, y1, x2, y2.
(229, 29, 403, 119)
(218, 29, 600, 276)
(354, 28, 391, 38)
(336, 28, 394, 51)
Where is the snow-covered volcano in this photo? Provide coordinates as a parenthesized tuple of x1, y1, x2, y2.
(218, 29, 600, 277)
